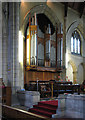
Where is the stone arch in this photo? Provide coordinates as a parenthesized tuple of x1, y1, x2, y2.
(68, 60, 77, 84)
(77, 22, 85, 40)
(69, 60, 77, 72)
(67, 20, 84, 42)
(77, 63, 84, 84)
(66, 20, 84, 56)
(21, 4, 61, 34)
(83, 63, 85, 81)
(66, 21, 79, 54)
(67, 21, 79, 34)
(66, 62, 73, 82)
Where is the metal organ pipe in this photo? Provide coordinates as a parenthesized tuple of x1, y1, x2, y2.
(32, 16, 34, 25)
(34, 13, 37, 65)
(35, 13, 37, 25)
(46, 24, 51, 60)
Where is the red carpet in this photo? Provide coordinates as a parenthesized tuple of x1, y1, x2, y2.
(28, 100, 58, 118)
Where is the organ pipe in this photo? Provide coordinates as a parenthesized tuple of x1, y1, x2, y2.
(27, 13, 37, 66)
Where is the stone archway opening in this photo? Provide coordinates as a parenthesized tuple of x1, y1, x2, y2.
(77, 63, 84, 84)
(66, 63, 73, 83)
(22, 4, 61, 34)
(21, 4, 63, 84)
(68, 60, 77, 84)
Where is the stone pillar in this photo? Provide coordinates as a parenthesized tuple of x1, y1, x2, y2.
(73, 71, 77, 84)
(2, 3, 8, 86)
(62, 17, 67, 80)
(63, 17, 66, 67)
(8, 2, 23, 93)
(0, 2, 2, 118)
(83, 63, 85, 81)
(7, 2, 24, 106)
(0, 2, 2, 79)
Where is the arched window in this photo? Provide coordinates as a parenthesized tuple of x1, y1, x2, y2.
(71, 30, 81, 55)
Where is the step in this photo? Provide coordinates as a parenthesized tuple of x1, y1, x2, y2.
(39, 100, 58, 106)
(29, 108, 53, 118)
(29, 111, 49, 118)
(33, 105, 57, 114)
(38, 100, 58, 109)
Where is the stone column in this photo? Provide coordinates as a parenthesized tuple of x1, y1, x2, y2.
(8, 2, 24, 106)
(0, 2, 2, 79)
(8, 2, 13, 87)
(63, 17, 66, 67)
(0, 2, 2, 118)
(62, 17, 67, 80)
(8, 2, 23, 93)
(83, 63, 85, 81)
(2, 3, 8, 86)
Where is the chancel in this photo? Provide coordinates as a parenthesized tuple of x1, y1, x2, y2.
(0, 1, 85, 120)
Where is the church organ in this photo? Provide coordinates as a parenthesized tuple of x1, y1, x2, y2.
(25, 13, 63, 72)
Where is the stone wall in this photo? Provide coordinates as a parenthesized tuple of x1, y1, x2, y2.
(66, 8, 85, 83)
(65, 94, 85, 119)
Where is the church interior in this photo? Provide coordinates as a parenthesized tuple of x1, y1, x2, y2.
(0, 1, 85, 120)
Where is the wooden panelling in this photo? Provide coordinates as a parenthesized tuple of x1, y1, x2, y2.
(2, 87, 11, 106)
(25, 71, 58, 84)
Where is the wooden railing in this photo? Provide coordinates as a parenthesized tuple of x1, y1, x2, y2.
(2, 104, 49, 120)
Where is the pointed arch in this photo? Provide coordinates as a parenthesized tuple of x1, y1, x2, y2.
(21, 4, 61, 34)
(77, 63, 84, 84)
(69, 60, 77, 72)
(68, 60, 77, 84)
